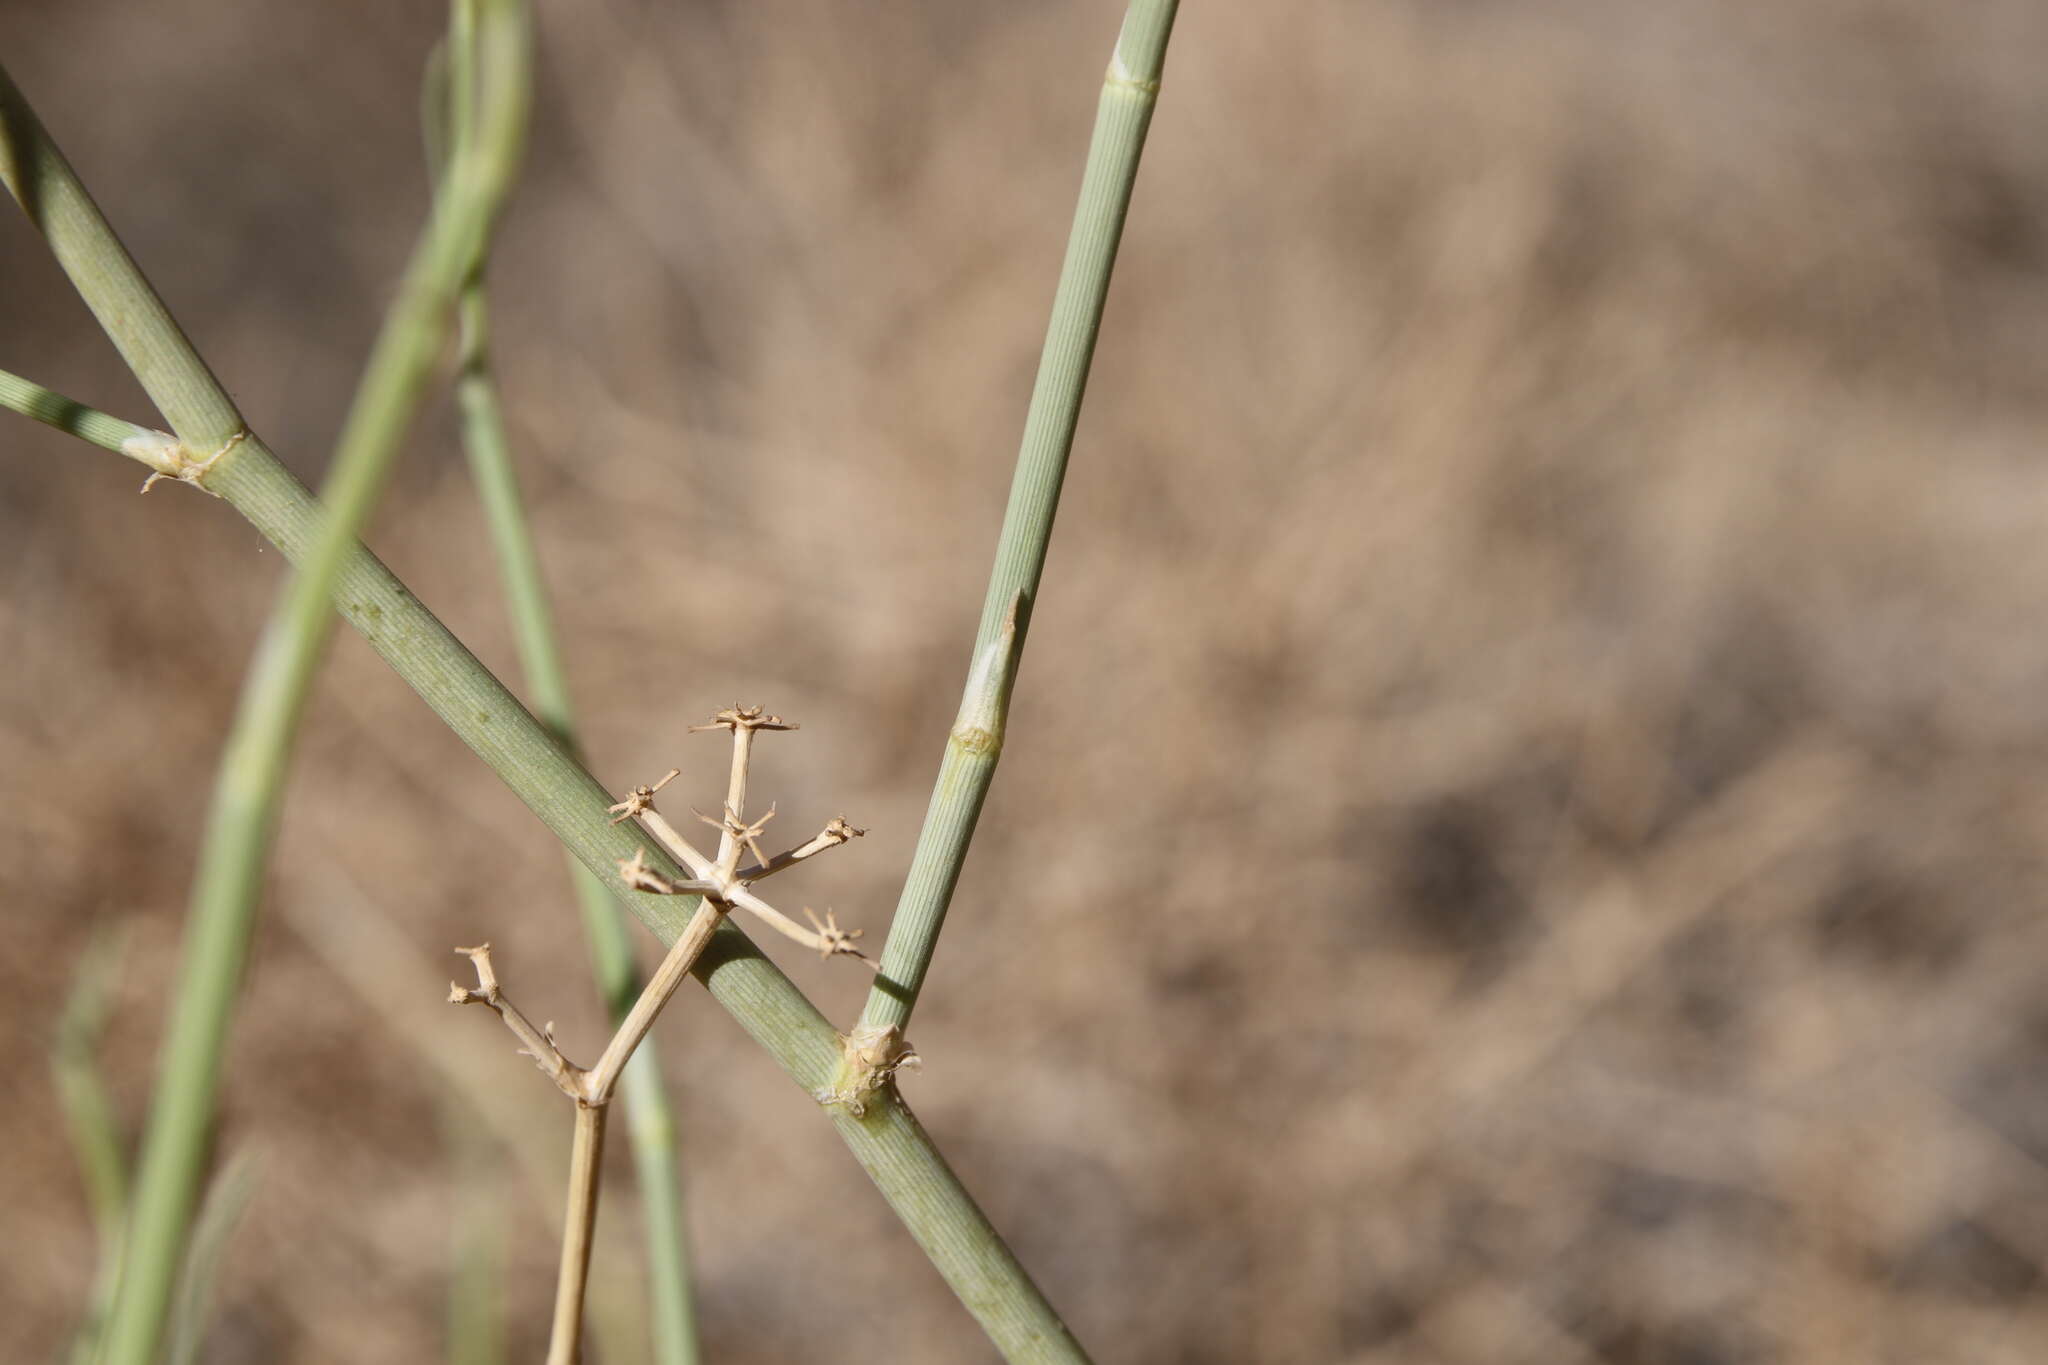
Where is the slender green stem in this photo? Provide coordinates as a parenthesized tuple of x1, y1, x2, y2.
(3, 17, 1099, 1362)
(854, 0, 1180, 1042)
(445, 1106, 510, 1365)
(53, 931, 131, 1365)
(53, 931, 130, 1258)
(444, 4, 699, 1351)
(458, 220, 703, 1365)
(620, 1067, 694, 1365)
(162, 1151, 260, 1365)
(4, 9, 536, 1363)
(452, 266, 570, 730)
(0, 74, 241, 453)
(54, 298, 1086, 1365)
(0, 367, 157, 457)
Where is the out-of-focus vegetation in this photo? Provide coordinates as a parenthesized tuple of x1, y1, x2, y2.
(4, 2, 2047, 1360)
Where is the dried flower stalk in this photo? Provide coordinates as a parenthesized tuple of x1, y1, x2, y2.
(451, 708, 869, 1363)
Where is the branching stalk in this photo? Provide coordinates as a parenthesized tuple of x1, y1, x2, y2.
(0, 367, 158, 458)
(454, 714, 872, 1358)
(6, 357, 1087, 1351)
(0, 9, 1172, 1359)
(448, 903, 721, 1358)
(450, 933, 707, 1365)
(441, 0, 700, 1352)
(852, 0, 1181, 1052)
(581, 902, 726, 1103)
(0, 71, 241, 451)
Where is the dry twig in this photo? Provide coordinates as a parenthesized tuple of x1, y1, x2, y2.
(449, 706, 873, 1363)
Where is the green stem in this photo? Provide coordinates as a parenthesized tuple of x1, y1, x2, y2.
(0, 74, 241, 453)
(185, 317, 1081, 1365)
(53, 931, 131, 1253)
(1, 9, 536, 1363)
(458, 314, 701, 1364)
(53, 931, 131, 1365)
(441, 2, 698, 1349)
(620, 1073, 695, 1365)
(163, 1151, 260, 1365)
(445, 1105, 509, 1365)
(854, 0, 1180, 1042)
(0, 366, 157, 457)
(3, 15, 1097, 1362)
(452, 162, 702, 1365)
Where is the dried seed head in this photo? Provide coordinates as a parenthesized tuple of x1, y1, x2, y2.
(618, 849, 671, 893)
(695, 803, 778, 869)
(690, 703, 798, 735)
(802, 906, 867, 961)
(607, 769, 680, 824)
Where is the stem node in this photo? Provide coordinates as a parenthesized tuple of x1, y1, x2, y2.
(133, 427, 246, 496)
(816, 1023, 921, 1116)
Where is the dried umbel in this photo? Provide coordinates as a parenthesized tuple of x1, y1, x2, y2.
(450, 705, 874, 1362)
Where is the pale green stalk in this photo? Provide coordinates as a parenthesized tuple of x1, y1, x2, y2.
(163, 1151, 260, 1365)
(7, 8, 537, 1362)
(441, 4, 699, 1354)
(1, 14, 1118, 1359)
(458, 285, 701, 1365)
(53, 932, 131, 1365)
(446, 1109, 510, 1365)
(854, 0, 1180, 1044)
(17, 269, 1086, 1365)
(53, 932, 129, 1262)
(0, 73, 241, 452)
(448, 96, 701, 1365)
(0, 367, 154, 456)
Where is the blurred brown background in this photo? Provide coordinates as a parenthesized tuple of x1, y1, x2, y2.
(6, 1, 2048, 1361)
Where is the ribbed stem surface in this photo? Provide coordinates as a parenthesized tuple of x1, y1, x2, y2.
(857, 0, 1181, 1040)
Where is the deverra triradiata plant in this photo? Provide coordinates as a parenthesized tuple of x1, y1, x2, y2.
(1, 1, 1179, 1360)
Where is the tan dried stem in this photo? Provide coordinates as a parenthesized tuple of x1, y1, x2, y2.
(581, 891, 726, 1103)
(729, 885, 876, 967)
(609, 706, 874, 963)
(448, 908, 726, 1365)
(697, 802, 776, 879)
(457, 708, 877, 1362)
(739, 815, 866, 883)
(448, 944, 587, 1102)
(639, 809, 718, 880)
(690, 705, 794, 875)
(717, 734, 753, 871)
(610, 771, 716, 877)
(616, 848, 716, 899)
(548, 1103, 606, 1365)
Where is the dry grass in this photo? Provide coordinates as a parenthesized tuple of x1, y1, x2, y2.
(5, 1, 2048, 1360)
